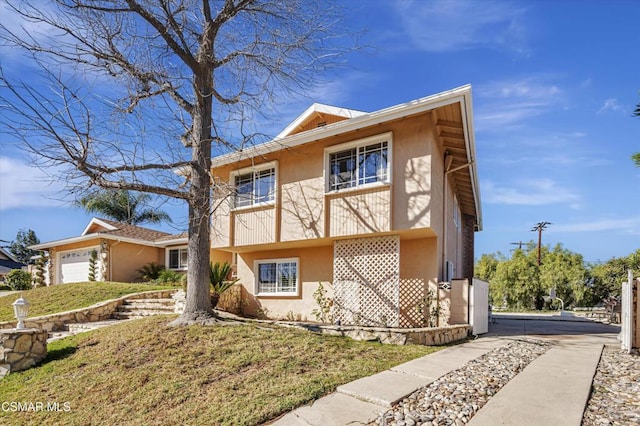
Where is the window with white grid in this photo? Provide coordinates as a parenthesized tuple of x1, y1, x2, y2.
(255, 258, 299, 296)
(231, 162, 277, 209)
(326, 133, 392, 192)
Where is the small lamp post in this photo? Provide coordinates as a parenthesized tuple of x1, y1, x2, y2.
(12, 296, 30, 329)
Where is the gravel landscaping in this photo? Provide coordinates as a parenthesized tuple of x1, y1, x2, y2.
(371, 339, 551, 426)
(582, 346, 640, 426)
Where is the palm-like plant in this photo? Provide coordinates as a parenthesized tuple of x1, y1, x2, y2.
(210, 261, 238, 309)
(77, 189, 171, 225)
(136, 262, 166, 281)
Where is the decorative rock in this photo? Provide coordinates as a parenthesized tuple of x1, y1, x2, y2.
(369, 339, 551, 425)
(582, 347, 640, 425)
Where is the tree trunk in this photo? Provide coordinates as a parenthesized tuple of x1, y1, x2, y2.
(170, 70, 215, 325)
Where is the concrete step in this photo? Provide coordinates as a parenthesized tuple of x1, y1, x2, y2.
(66, 320, 123, 333)
(118, 303, 174, 312)
(111, 310, 173, 319)
(121, 299, 174, 309)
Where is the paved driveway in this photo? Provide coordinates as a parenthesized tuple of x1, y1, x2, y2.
(486, 313, 621, 345)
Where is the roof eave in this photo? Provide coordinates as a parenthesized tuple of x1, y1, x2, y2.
(212, 84, 475, 169)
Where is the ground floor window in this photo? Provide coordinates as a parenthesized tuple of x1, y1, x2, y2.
(255, 258, 298, 296)
(168, 247, 188, 270)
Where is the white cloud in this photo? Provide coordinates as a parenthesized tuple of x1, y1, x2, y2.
(554, 217, 640, 234)
(0, 156, 66, 210)
(393, 0, 528, 53)
(483, 178, 580, 206)
(597, 98, 622, 114)
(475, 76, 563, 130)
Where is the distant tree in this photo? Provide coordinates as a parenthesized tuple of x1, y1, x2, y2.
(539, 244, 588, 308)
(9, 229, 40, 264)
(78, 189, 171, 226)
(590, 249, 640, 302)
(474, 252, 505, 283)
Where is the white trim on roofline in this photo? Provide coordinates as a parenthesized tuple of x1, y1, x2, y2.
(29, 233, 188, 250)
(81, 217, 118, 236)
(275, 103, 366, 139)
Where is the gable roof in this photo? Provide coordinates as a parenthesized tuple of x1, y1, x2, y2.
(30, 218, 187, 250)
(276, 103, 366, 139)
(0, 247, 19, 263)
(212, 85, 482, 230)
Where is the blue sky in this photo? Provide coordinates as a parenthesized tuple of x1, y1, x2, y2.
(1, 0, 639, 262)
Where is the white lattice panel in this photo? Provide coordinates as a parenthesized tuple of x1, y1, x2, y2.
(332, 235, 400, 327)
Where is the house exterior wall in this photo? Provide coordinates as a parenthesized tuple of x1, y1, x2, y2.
(109, 242, 163, 283)
(211, 113, 440, 250)
(235, 245, 333, 321)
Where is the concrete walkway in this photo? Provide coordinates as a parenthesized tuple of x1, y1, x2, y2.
(269, 315, 617, 426)
(468, 340, 603, 426)
(271, 337, 507, 425)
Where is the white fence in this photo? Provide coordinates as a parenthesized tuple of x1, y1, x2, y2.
(620, 270, 636, 352)
(470, 278, 489, 335)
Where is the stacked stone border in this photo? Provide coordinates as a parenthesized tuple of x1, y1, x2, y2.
(215, 311, 470, 346)
(273, 322, 470, 345)
(1, 328, 48, 378)
(0, 290, 176, 332)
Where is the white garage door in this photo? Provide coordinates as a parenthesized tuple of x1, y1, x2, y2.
(58, 247, 101, 284)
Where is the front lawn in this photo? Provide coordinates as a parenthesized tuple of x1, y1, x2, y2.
(0, 316, 441, 425)
(0, 282, 175, 322)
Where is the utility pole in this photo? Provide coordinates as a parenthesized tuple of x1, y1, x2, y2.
(531, 222, 551, 266)
(510, 241, 525, 250)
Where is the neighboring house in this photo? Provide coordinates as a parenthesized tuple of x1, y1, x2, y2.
(209, 85, 482, 327)
(0, 247, 26, 282)
(30, 218, 187, 285)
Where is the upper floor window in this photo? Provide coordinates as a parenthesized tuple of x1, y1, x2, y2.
(326, 133, 392, 192)
(232, 162, 277, 209)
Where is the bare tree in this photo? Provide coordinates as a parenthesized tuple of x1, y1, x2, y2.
(0, 0, 352, 325)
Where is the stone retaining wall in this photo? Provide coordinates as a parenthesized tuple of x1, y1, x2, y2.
(0, 290, 176, 332)
(1, 328, 48, 378)
(283, 323, 470, 345)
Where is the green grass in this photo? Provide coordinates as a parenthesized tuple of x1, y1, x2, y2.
(0, 316, 441, 425)
(0, 282, 175, 322)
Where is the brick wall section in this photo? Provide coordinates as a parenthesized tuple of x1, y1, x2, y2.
(461, 214, 475, 281)
(0, 290, 176, 332)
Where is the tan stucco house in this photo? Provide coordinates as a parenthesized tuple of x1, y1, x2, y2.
(209, 85, 482, 327)
(30, 218, 187, 285)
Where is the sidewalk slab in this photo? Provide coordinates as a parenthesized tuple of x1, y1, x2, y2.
(468, 342, 603, 426)
(337, 370, 430, 407)
(271, 393, 384, 425)
(392, 337, 506, 380)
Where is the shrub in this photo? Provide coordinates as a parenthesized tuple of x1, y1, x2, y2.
(154, 269, 183, 284)
(137, 262, 166, 281)
(209, 261, 238, 309)
(6, 269, 33, 291)
(88, 250, 98, 281)
(33, 255, 47, 288)
(0, 284, 12, 291)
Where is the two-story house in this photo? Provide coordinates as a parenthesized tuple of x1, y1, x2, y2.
(209, 85, 482, 327)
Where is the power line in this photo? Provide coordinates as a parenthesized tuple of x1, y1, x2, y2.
(510, 241, 526, 250)
(531, 221, 551, 266)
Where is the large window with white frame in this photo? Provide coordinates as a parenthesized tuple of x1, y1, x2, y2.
(255, 258, 299, 296)
(167, 246, 188, 270)
(231, 162, 277, 209)
(325, 133, 392, 192)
